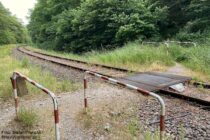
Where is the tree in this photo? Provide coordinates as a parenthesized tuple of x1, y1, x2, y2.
(186, 0, 210, 33)
(28, 0, 81, 49)
(28, 0, 167, 53)
(0, 2, 29, 45)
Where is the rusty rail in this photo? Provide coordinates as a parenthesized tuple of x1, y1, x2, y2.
(11, 71, 60, 140)
(84, 71, 166, 140)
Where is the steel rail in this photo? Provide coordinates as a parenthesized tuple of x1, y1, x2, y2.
(17, 47, 127, 77)
(22, 47, 133, 73)
(84, 71, 166, 140)
(11, 71, 60, 140)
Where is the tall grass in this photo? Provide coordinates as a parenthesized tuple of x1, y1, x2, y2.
(0, 45, 77, 100)
(182, 46, 210, 78)
(29, 42, 210, 80)
(29, 43, 174, 71)
(88, 43, 174, 69)
(168, 44, 210, 79)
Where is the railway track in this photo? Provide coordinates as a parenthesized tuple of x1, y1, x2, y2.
(17, 47, 129, 77)
(17, 46, 210, 107)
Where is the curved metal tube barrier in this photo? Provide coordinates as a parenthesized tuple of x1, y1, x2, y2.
(11, 71, 60, 140)
(84, 71, 166, 140)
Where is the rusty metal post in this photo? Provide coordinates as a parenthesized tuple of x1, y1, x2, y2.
(149, 92, 165, 139)
(10, 76, 18, 116)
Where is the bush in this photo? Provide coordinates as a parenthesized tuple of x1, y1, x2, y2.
(168, 45, 190, 62)
(175, 31, 202, 42)
(17, 108, 38, 127)
(28, 0, 167, 53)
(60, 0, 167, 53)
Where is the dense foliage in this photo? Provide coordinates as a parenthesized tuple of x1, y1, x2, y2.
(0, 2, 30, 45)
(28, 0, 167, 52)
(28, 0, 210, 53)
(151, 0, 210, 40)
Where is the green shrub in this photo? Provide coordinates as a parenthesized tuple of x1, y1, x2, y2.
(168, 45, 190, 62)
(17, 108, 38, 127)
(175, 30, 202, 42)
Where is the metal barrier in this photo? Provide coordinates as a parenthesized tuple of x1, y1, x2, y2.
(10, 71, 60, 140)
(84, 71, 166, 140)
(166, 41, 197, 47)
(142, 41, 169, 47)
(142, 41, 197, 47)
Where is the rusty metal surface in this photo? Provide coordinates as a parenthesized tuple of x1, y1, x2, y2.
(118, 72, 191, 92)
(145, 72, 191, 81)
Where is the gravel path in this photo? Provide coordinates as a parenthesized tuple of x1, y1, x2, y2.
(59, 84, 144, 139)
(0, 97, 52, 132)
(0, 102, 15, 130)
(1, 83, 144, 139)
(166, 63, 189, 75)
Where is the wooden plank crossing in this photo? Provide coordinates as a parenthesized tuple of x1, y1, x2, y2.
(117, 72, 191, 92)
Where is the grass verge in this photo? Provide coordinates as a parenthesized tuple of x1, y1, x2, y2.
(0, 44, 77, 100)
(168, 44, 210, 81)
(29, 43, 174, 72)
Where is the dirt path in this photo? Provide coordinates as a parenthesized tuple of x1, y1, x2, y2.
(0, 103, 15, 129)
(0, 97, 51, 129)
(0, 82, 144, 139)
(166, 63, 189, 75)
(167, 63, 209, 83)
